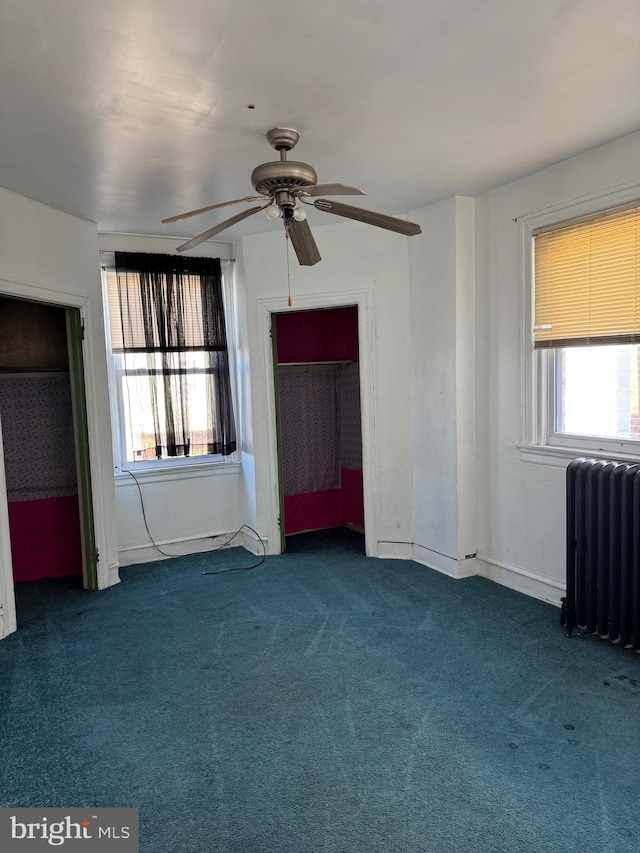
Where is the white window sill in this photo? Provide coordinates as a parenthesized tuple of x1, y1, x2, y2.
(518, 443, 640, 468)
(114, 459, 242, 486)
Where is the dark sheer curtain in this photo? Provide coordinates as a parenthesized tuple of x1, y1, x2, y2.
(114, 252, 236, 459)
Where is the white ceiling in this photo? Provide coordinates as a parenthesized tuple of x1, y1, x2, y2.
(1, 0, 639, 241)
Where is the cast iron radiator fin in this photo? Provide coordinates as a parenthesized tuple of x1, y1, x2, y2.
(564, 457, 640, 650)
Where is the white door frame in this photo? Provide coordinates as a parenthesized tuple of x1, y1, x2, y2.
(0, 276, 112, 639)
(258, 289, 379, 557)
(0, 412, 17, 638)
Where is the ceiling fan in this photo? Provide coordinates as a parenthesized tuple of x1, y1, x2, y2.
(163, 127, 422, 266)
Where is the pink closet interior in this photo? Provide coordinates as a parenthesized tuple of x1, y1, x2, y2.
(0, 298, 83, 582)
(275, 306, 364, 537)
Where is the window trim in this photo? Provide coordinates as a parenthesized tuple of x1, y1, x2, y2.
(520, 179, 640, 462)
(101, 262, 241, 474)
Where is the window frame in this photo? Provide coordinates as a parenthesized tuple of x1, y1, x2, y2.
(101, 263, 241, 476)
(521, 181, 640, 462)
(544, 345, 640, 457)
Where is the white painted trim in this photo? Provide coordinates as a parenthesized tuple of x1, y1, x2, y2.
(519, 443, 640, 467)
(377, 541, 413, 560)
(259, 301, 284, 554)
(411, 543, 478, 579)
(77, 299, 117, 591)
(518, 445, 577, 469)
(114, 461, 242, 487)
(412, 543, 458, 576)
(118, 529, 246, 566)
(516, 179, 640, 228)
(108, 561, 121, 586)
(242, 527, 268, 556)
(454, 555, 480, 579)
(521, 182, 640, 455)
(101, 261, 242, 478)
(0, 274, 90, 306)
(0, 409, 17, 639)
(256, 289, 379, 558)
(0, 277, 118, 616)
(475, 552, 564, 607)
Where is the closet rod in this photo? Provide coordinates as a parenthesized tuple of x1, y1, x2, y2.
(0, 369, 70, 377)
(277, 360, 355, 367)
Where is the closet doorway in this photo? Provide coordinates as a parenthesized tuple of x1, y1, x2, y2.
(0, 296, 97, 621)
(272, 306, 364, 552)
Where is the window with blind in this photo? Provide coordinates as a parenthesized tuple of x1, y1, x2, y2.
(104, 252, 237, 465)
(533, 204, 640, 448)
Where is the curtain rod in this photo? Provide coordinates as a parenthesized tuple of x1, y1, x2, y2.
(99, 250, 235, 262)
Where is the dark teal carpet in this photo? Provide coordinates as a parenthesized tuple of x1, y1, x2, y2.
(1, 528, 639, 852)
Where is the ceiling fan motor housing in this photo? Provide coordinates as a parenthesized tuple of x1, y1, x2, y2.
(251, 161, 318, 198)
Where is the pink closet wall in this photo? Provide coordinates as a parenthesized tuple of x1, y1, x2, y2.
(0, 298, 83, 581)
(275, 307, 364, 536)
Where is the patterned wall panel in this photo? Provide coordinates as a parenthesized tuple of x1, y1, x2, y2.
(278, 366, 340, 497)
(337, 363, 362, 471)
(0, 374, 78, 501)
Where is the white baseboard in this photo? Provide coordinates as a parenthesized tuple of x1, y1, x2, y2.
(412, 543, 458, 576)
(475, 552, 564, 607)
(103, 561, 121, 588)
(376, 541, 479, 580)
(242, 528, 268, 556)
(454, 555, 480, 579)
(116, 529, 564, 609)
(377, 541, 413, 560)
(411, 543, 479, 580)
(118, 530, 243, 566)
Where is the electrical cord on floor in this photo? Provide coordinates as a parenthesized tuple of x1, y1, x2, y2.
(119, 467, 267, 574)
(200, 525, 266, 575)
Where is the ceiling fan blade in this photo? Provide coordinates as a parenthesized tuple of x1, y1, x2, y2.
(176, 205, 266, 252)
(287, 218, 321, 266)
(162, 195, 264, 224)
(298, 183, 365, 197)
(313, 199, 422, 236)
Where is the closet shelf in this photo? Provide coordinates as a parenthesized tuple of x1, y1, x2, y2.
(277, 360, 355, 367)
(0, 369, 70, 377)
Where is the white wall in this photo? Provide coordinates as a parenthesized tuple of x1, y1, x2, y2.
(232, 246, 260, 545)
(408, 196, 477, 577)
(0, 187, 119, 605)
(97, 234, 248, 565)
(240, 220, 413, 555)
(409, 199, 459, 567)
(474, 130, 640, 603)
(114, 465, 245, 565)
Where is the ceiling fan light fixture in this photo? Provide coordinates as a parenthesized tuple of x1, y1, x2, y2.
(292, 207, 306, 222)
(265, 203, 281, 219)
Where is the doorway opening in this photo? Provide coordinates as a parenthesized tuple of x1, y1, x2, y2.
(272, 306, 364, 553)
(0, 295, 97, 627)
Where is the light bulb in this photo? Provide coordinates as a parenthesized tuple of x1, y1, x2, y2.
(265, 203, 281, 220)
(292, 207, 307, 222)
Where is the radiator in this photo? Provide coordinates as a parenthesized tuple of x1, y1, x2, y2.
(564, 457, 640, 650)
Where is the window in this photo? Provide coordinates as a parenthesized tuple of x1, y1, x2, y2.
(532, 202, 640, 455)
(105, 252, 236, 467)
